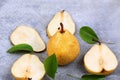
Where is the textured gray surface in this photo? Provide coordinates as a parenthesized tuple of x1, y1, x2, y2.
(0, 0, 120, 80)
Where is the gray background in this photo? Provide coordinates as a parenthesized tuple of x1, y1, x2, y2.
(0, 0, 120, 80)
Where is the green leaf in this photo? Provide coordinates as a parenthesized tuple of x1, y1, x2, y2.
(81, 74, 105, 80)
(7, 44, 33, 53)
(80, 26, 99, 44)
(44, 54, 58, 79)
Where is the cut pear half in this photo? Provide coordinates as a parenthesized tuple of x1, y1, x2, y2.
(10, 26, 45, 52)
(47, 10, 75, 38)
(84, 44, 118, 75)
(11, 54, 45, 80)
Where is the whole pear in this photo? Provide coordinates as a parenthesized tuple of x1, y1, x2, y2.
(47, 23, 80, 65)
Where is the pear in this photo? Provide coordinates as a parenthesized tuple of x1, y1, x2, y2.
(84, 43, 118, 75)
(10, 26, 45, 52)
(47, 10, 75, 38)
(47, 23, 80, 65)
(11, 54, 45, 80)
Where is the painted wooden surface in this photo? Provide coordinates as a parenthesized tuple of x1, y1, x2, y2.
(0, 0, 120, 80)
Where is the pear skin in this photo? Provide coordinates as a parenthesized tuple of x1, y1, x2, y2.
(47, 23, 80, 65)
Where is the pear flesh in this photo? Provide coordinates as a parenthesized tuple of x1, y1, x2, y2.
(47, 10, 75, 37)
(84, 44, 118, 75)
(10, 26, 45, 52)
(11, 54, 45, 80)
(47, 23, 80, 65)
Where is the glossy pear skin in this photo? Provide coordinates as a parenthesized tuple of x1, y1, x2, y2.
(47, 30, 80, 65)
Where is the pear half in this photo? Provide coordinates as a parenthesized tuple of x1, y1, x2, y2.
(84, 43, 118, 75)
(10, 26, 45, 52)
(47, 10, 75, 38)
(47, 23, 80, 65)
(11, 54, 45, 80)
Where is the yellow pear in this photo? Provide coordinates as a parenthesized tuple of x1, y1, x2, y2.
(47, 23, 80, 65)
(84, 43, 118, 75)
(11, 54, 45, 80)
(47, 10, 75, 38)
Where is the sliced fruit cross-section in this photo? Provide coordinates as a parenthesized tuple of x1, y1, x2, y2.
(47, 10, 75, 38)
(84, 44, 118, 75)
(11, 54, 45, 80)
(10, 26, 45, 52)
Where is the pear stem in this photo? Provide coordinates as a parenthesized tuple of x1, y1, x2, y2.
(98, 42, 101, 45)
(60, 22, 65, 33)
(61, 10, 65, 13)
(92, 38, 101, 45)
(28, 78, 32, 80)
